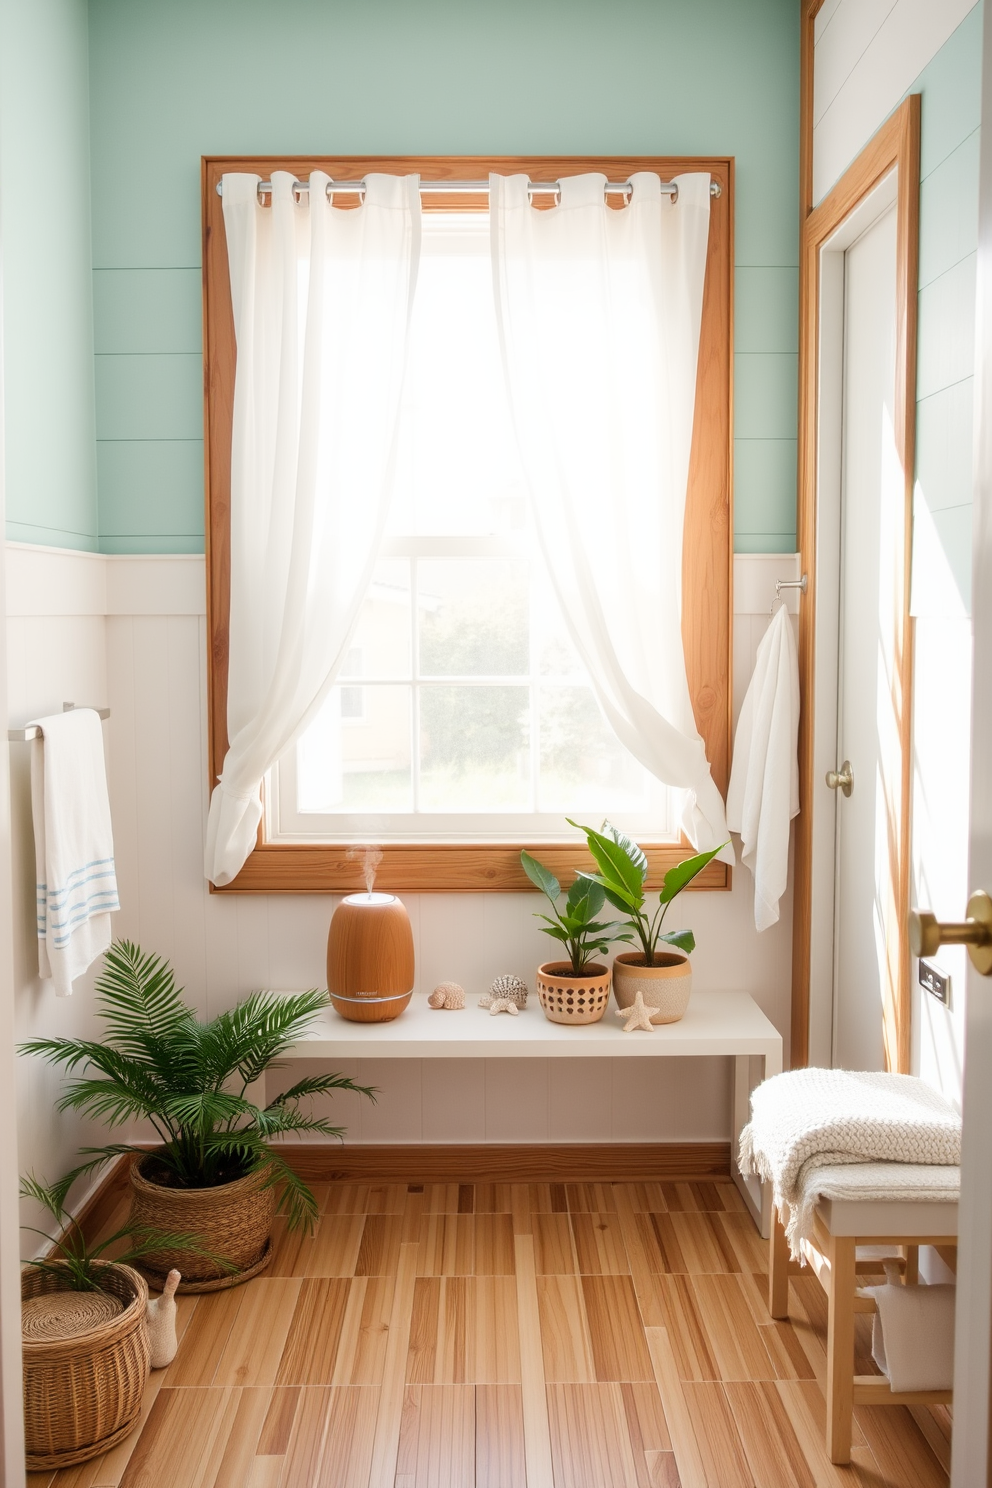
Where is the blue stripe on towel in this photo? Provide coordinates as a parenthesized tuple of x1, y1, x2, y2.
(50, 893, 121, 947)
(45, 859, 117, 908)
(47, 875, 119, 925)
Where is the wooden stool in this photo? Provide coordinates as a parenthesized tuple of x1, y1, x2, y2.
(768, 1191, 958, 1463)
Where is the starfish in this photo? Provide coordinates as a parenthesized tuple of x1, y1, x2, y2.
(488, 997, 519, 1016)
(615, 989, 661, 1033)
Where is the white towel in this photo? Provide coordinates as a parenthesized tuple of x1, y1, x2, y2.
(867, 1264, 956, 1392)
(30, 709, 120, 997)
(739, 1068, 961, 1254)
(726, 603, 800, 931)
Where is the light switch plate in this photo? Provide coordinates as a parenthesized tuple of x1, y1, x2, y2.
(919, 958, 950, 1006)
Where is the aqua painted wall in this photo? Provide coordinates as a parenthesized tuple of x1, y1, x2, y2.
(909, 4, 982, 614)
(0, 0, 98, 551)
(87, 0, 800, 555)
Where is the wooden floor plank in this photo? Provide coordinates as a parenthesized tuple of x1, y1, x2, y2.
(681, 1381, 754, 1488)
(305, 1211, 365, 1276)
(724, 1380, 817, 1488)
(275, 1278, 350, 1385)
(56, 1179, 946, 1488)
(395, 1383, 475, 1487)
(644, 1327, 708, 1488)
(476, 1383, 526, 1488)
(690, 1274, 780, 1382)
(367, 1242, 419, 1488)
(514, 1231, 555, 1488)
(331, 1275, 395, 1385)
(582, 1275, 654, 1381)
(546, 1382, 642, 1488)
(536, 1274, 597, 1384)
(213, 1279, 302, 1387)
(571, 1211, 631, 1274)
(532, 1211, 578, 1274)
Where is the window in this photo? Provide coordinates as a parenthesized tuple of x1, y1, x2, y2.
(203, 156, 733, 891)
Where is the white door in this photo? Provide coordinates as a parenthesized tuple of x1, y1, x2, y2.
(949, 16, 992, 1480)
(832, 204, 898, 1073)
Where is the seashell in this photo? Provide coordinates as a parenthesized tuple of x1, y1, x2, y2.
(479, 973, 528, 1010)
(428, 981, 465, 1009)
(488, 997, 519, 1016)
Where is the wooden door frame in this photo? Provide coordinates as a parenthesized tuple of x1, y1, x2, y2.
(792, 95, 921, 1071)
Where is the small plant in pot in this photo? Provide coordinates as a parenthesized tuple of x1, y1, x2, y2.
(569, 819, 727, 1024)
(22, 941, 375, 1293)
(19, 1173, 210, 1469)
(520, 851, 626, 1025)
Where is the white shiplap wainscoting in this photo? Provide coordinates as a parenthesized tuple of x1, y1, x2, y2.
(7, 544, 795, 1157)
(812, 0, 977, 204)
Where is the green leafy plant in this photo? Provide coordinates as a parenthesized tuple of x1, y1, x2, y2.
(569, 819, 727, 965)
(520, 850, 626, 974)
(21, 941, 376, 1233)
(20, 1173, 225, 1292)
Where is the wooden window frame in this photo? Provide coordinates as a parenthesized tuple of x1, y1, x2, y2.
(202, 154, 734, 892)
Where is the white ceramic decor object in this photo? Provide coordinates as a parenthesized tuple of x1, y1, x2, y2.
(145, 1268, 181, 1368)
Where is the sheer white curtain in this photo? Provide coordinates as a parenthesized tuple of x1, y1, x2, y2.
(490, 171, 732, 857)
(205, 171, 421, 886)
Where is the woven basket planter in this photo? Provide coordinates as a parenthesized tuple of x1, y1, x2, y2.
(535, 961, 612, 1025)
(129, 1154, 275, 1293)
(22, 1261, 149, 1471)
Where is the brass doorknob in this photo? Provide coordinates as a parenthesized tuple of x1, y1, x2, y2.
(826, 760, 853, 796)
(909, 891, 992, 976)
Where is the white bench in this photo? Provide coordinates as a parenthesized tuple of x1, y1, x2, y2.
(769, 1188, 959, 1463)
(285, 990, 783, 1234)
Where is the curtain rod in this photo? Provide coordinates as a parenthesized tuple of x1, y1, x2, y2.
(215, 176, 722, 202)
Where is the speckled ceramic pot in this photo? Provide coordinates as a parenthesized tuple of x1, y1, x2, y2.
(612, 951, 692, 1023)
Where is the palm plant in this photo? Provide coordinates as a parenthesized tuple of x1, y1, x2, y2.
(20, 1173, 224, 1292)
(21, 941, 375, 1232)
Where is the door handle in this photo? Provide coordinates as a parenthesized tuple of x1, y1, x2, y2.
(909, 890, 992, 976)
(826, 760, 853, 796)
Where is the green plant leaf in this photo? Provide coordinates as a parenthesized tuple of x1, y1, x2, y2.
(574, 869, 636, 911)
(520, 851, 560, 903)
(658, 928, 696, 954)
(567, 820, 646, 904)
(565, 876, 605, 921)
(658, 844, 726, 905)
(601, 821, 648, 876)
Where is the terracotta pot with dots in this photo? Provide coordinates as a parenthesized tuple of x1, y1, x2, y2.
(535, 961, 612, 1025)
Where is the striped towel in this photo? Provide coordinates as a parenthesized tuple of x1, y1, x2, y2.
(30, 709, 120, 996)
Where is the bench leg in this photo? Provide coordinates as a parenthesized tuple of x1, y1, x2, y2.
(901, 1244, 919, 1284)
(769, 1205, 790, 1318)
(826, 1233, 856, 1464)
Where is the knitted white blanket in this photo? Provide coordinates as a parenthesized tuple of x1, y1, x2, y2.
(738, 1068, 961, 1254)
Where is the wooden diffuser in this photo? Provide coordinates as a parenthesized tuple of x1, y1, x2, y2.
(326, 892, 415, 1022)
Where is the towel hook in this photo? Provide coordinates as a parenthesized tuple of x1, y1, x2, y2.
(769, 573, 808, 615)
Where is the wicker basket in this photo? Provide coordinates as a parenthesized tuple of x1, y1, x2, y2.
(535, 961, 612, 1025)
(22, 1261, 150, 1470)
(129, 1154, 275, 1292)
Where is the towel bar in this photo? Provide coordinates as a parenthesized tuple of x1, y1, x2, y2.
(8, 703, 110, 743)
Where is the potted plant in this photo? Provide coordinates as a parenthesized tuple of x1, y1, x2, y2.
(520, 851, 626, 1024)
(19, 1173, 207, 1469)
(22, 940, 375, 1292)
(569, 819, 726, 1023)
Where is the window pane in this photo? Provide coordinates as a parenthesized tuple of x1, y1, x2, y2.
(420, 684, 529, 811)
(298, 685, 412, 812)
(350, 558, 411, 679)
(538, 685, 653, 815)
(418, 559, 529, 676)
